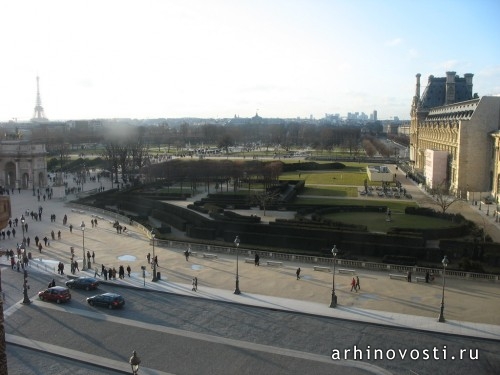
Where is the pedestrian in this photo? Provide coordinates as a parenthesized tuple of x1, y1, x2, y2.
(425, 271, 430, 283)
(192, 277, 198, 291)
(351, 277, 357, 292)
(43, 236, 48, 246)
(35, 235, 39, 246)
(38, 243, 42, 253)
(51, 230, 55, 240)
(48, 279, 56, 288)
(355, 276, 360, 291)
(254, 253, 260, 266)
(296, 267, 301, 280)
(12, 228, 15, 237)
(126, 265, 131, 277)
(154, 255, 158, 267)
(407, 270, 412, 282)
(74, 260, 79, 272)
(103, 267, 108, 280)
(27, 237, 30, 247)
(58, 231, 61, 240)
(184, 249, 190, 261)
(94, 267, 100, 278)
(119, 265, 125, 279)
(147, 252, 151, 264)
(69, 224, 73, 233)
(92, 251, 95, 263)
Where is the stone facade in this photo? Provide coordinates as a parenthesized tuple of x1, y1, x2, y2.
(0, 141, 47, 192)
(410, 72, 500, 197)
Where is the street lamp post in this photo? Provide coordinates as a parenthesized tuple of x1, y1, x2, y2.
(330, 245, 338, 308)
(437, 255, 449, 323)
(0, 250, 8, 372)
(234, 235, 241, 295)
(22, 269, 31, 305)
(21, 216, 25, 246)
(151, 230, 157, 282)
(479, 193, 482, 210)
(81, 222, 86, 271)
(129, 350, 141, 375)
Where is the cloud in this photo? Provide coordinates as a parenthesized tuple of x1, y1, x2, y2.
(437, 60, 459, 71)
(385, 38, 402, 47)
(407, 48, 419, 59)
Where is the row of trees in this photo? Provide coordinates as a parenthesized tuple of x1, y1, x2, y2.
(26, 118, 399, 158)
(146, 159, 283, 193)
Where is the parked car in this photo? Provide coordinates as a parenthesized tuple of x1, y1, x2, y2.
(38, 286, 71, 304)
(66, 277, 99, 291)
(87, 293, 125, 309)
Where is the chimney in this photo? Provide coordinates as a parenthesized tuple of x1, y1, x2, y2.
(445, 71, 456, 105)
(415, 73, 421, 99)
(464, 73, 474, 99)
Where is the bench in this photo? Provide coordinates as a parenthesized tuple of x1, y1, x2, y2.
(338, 269, 355, 275)
(202, 253, 218, 259)
(313, 266, 331, 272)
(245, 258, 254, 264)
(389, 274, 407, 281)
(416, 277, 426, 283)
(266, 261, 283, 267)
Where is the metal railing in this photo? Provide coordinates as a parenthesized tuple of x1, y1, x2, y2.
(64, 203, 500, 282)
(155, 239, 500, 282)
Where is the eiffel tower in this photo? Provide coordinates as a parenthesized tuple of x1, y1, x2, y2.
(31, 76, 48, 122)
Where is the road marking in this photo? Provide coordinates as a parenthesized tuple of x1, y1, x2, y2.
(19, 300, 392, 375)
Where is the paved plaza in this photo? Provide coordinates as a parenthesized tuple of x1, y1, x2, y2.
(1, 168, 499, 341)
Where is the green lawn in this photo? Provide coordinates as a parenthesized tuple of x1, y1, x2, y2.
(294, 197, 417, 211)
(301, 186, 359, 197)
(323, 211, 459, 232)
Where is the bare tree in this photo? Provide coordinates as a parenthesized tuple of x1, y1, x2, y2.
(250, 189, 281, 216)
(430, 180, 461, 213)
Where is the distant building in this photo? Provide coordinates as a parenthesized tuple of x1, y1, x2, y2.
(410, 71, 500, 198)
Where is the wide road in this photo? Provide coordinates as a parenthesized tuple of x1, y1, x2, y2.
(3, 270, 499, 375)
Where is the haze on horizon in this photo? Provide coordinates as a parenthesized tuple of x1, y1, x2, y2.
(1, 0, 499, 122)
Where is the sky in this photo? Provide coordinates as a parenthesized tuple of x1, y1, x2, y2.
(1, 0, 499, 122)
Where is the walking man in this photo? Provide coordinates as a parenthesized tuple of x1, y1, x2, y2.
(296, 267, 301, 280)
(355, 276, 360, 291)
(350, 277, 357, 292)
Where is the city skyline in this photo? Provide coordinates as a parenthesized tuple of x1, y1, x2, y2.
(1, 0, 499, 122)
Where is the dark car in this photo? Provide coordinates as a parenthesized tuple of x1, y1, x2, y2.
(38, 286, 71, 304)
(65, 277, 99, 291)
(87, 293, 125, 309)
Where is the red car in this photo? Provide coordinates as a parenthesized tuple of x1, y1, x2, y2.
(38, 286, 71, 304)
